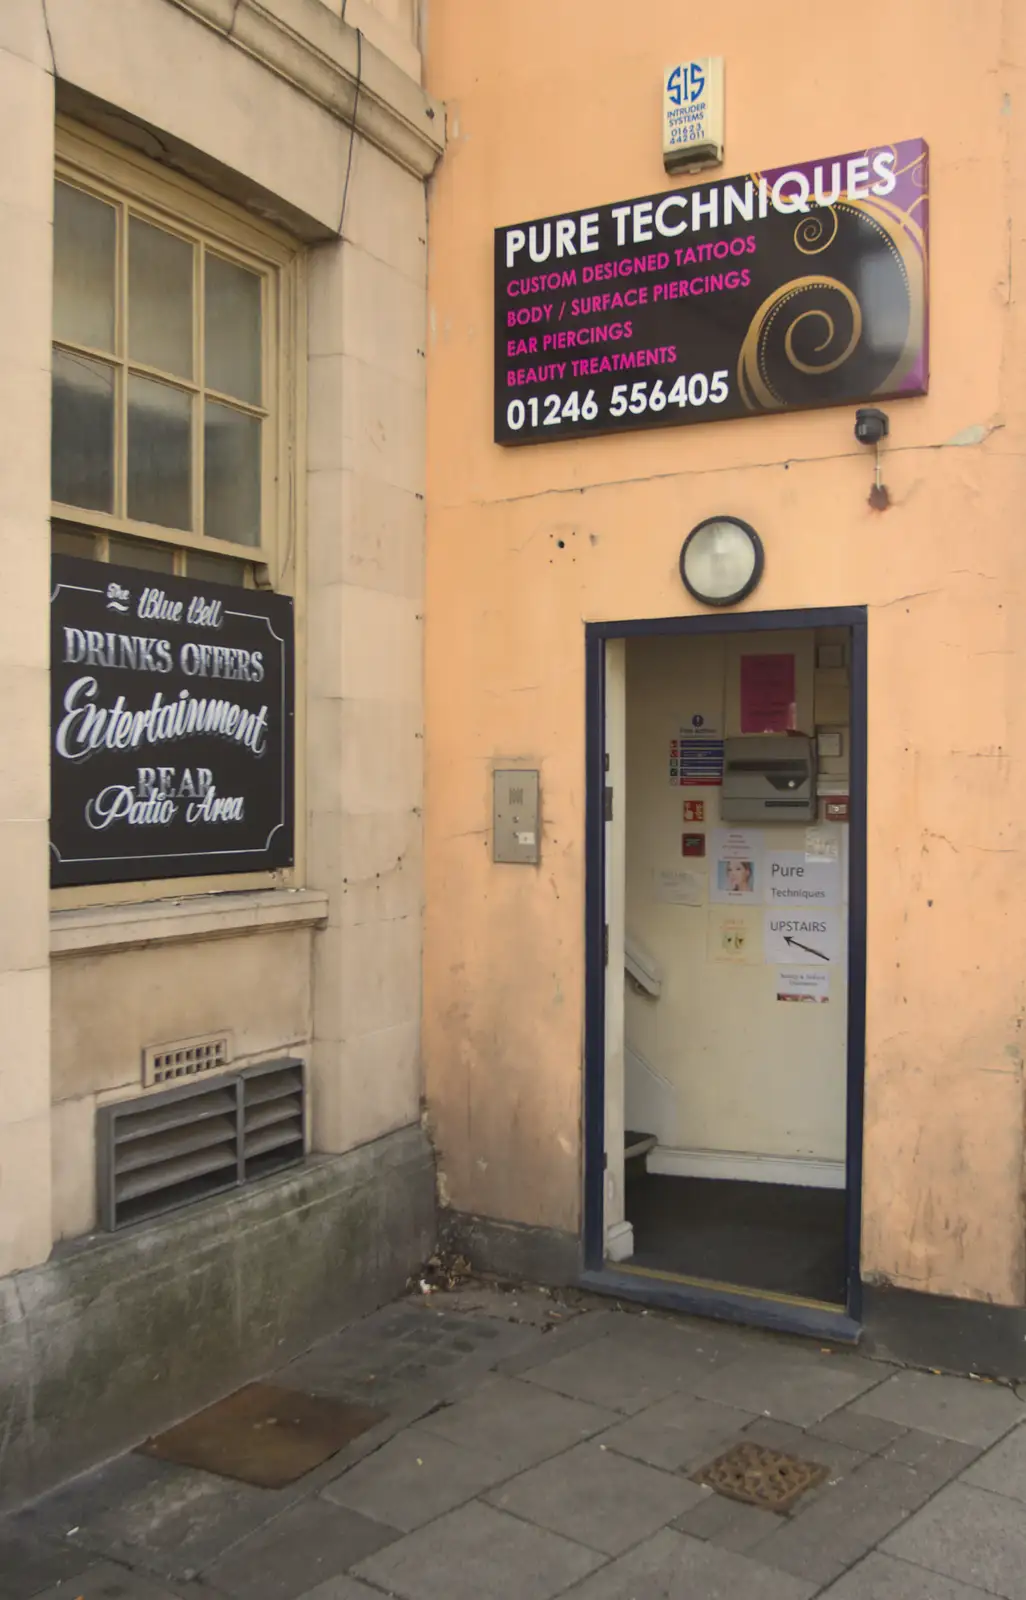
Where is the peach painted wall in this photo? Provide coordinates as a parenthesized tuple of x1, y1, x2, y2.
(423, 1, 1026, 1302)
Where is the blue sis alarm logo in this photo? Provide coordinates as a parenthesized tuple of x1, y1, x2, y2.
(666, 62, 705, 106)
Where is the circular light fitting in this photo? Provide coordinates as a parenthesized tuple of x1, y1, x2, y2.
(679, 516, 764, 607)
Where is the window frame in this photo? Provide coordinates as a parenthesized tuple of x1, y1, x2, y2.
(51, 119, 307, 911)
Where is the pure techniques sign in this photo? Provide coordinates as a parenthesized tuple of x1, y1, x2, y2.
(494, 139, 928, 444)
(50, 556, 294, 886)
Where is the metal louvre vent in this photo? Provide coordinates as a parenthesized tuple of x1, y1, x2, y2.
(97, 1057, 305, 1231)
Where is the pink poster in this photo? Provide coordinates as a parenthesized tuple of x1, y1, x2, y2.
(740, 654, 796, 733)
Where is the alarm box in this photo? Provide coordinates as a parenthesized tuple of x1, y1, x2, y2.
(720, 735, 816, 823)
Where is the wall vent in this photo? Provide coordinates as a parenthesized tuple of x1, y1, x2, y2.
(144, 1031, 232, 1087)
(97, 1057, 305, 1231)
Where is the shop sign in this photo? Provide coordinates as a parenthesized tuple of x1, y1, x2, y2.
(50, 555, 294, 886)
(495, 138, 928, 444)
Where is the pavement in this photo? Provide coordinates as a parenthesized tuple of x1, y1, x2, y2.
(3, 1278, 1026, 1600)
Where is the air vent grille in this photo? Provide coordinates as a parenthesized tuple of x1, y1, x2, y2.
(97, 1058, 305, 1230)
(144, 1032, 231, 1087)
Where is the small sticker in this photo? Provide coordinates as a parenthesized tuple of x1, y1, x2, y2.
(682, 833, 706, 858)
(683, 800, 705, 822)
(777, 969, 830, 1003)
(515, 830, 536, 846)
(655, 868, 703, 906)
(805, 826, 839, 863)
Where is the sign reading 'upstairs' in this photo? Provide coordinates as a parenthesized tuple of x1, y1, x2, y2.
(494, 139, 929, 445)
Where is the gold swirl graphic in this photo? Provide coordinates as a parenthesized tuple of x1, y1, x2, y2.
(794, 210, 839, 254)
(738, 275, 862, 409)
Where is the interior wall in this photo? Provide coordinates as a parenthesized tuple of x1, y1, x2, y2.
(624, 630, 848, 1175)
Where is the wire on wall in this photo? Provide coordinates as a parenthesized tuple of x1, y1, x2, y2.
(338, 24, 363, 237)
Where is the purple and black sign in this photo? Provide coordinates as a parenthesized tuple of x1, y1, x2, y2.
(494, 139, 928, 445)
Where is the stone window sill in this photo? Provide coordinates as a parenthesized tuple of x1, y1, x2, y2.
(51, 888, 329, 958)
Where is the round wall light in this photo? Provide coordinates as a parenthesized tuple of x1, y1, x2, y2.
(679, 515, 764, 607)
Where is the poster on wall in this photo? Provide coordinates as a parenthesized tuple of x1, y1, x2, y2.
(766, 850, 841, 905)
(669, 713, 723, 786)
(50, 556, 294, 887)
(776, 969, 830, 1003)
(740, 654, 796, 733)
(710, 828, 762, 903)
(708, 908, 762, 963)
(495, 138, 929, 444)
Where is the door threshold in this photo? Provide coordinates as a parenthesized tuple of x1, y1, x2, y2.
(581, 1263, 860, 1344)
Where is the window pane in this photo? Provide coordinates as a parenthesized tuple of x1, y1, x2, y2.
(107, 534, 176, 573)
(52, 349, 115, 511)
(204, 401, 260, 545)
(205, 253, 261, 403)
(186, 550, 247, 586)
(127, 374, 192, 530)
(53, 182, 116, 353)
(129, 217, 194, 379)
(51, 521, 99, 560)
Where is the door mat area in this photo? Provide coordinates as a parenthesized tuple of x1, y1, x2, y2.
(138, 1383, 386, 1488)
(692, 1440, 827, 1513)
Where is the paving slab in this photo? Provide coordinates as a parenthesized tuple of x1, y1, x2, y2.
(321, 1425, 509, 1531)
(749, 1458, 930, 1587)
(598, 1392, 755, 1472)
(692, 1345, 892, 1427)
(519, 1330, 727, 1414)
(351, 1500, 604, 1600)
(293, 1579, 385, 1600)
(879, 1428, 981, 1484)
(21, 1559, 184, 1600)
(558, 1526, 818, 1599)
(819, 1550, 993, 1598)
(0, 1532, 93, 1600)
(851, 1370, 1026, 1447)
(672, 1491, 783, 1554)
(809, 1409, 910, 1455)
(882, 1480, 1026, 1597)
(485, 1438, 708, 1555)
(961, 1420, 1026, 1502)
(741, 1416, 868, 1482)
(415, 1374, 618, 1469)
(202, 1498, 400, 1600)
(11, 1453, 281, 1581)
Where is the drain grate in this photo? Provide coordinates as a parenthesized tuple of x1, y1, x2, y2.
(693, 1440, 827, 1513)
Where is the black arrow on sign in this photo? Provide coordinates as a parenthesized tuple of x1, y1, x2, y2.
(784, 935, 829, 961)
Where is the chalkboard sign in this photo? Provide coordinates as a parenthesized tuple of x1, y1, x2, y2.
(494, 138, 928, 445)
(50, 556, 294, 886)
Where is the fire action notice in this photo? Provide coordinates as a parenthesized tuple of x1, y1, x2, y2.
(50, 555, 294, 887)
(494, 139, 928, 444)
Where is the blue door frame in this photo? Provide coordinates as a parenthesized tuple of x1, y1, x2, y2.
(581, 606, 868, 1343)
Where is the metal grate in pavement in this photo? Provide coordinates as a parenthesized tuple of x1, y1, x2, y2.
(692, 1439, 827, 1512)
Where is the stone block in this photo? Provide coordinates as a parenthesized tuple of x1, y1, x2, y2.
(352, 1500, 603, 1600)
(0, 204, 52, 371)
(308, 808, 423, 930)
(343, 136, 427, 286)
(0, 666, 47, 822)
(0, 368, 50, 532)
(312, 1022, 420, 1153)
(310, 242, 426, 388)
(673, 1492, 783, 1554)
(0, 0, 53, 71)
(307, 355, 346, 473)
(307, 470, 424, 597)
(307, 583, 422, 705)
(0, 820, 48, 971)
(0, 49, 53, 208)
(50, 1093, 96, 1241)
(341, 358, 426, 496)
(0, 1111, 51, 1276)
(521, 1331, 724, 1416)
(51, 923, 314, 1101)
(0, 966, 48, 1126)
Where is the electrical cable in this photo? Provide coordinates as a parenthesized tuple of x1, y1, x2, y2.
(337, 23, 363, 238)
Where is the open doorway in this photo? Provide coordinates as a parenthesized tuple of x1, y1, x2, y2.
(585, 608, 867, 1339)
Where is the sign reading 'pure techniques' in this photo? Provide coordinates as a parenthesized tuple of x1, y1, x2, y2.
(494, 139, 928, 444)
(50, 556, 294, 887)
